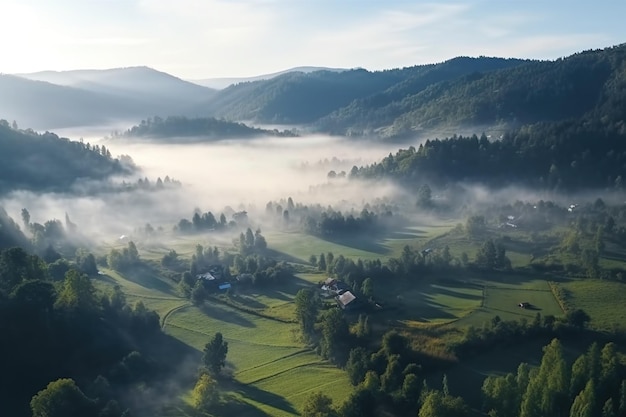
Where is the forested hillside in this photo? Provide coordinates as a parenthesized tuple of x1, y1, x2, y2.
(203, 57, 528, 125)
(0, 122, 133, 193)
(118, 116, 297, 141)
(0, 246, 192, 417)
(380, 44, 626, 138)
(201, 44, 626, 140)
(352, 116, 626, 191)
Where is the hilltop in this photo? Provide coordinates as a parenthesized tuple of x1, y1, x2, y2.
(0, 121, 133, 193)
(4, 67, 215, 130)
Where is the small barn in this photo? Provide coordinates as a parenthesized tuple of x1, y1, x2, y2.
(336, 291, 357, 310)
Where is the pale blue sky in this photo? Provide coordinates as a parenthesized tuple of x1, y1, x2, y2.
(1, 0, 624, 79)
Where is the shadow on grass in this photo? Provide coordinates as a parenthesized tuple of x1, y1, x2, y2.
(265, 248, 309, 264)
(235, 295, 267, 309)
(199, 302, 256, 328)
(433, 286, 483, 301)
(119, 264, 177, 296)
(320, 233, 391, 255)
(214, 395, 271, 417)
(387, 230, 425, 239)
(228, 380, 298, 416)
(502, 237, 557, 258)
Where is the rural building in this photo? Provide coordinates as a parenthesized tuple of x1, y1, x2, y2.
(321, 279, 350, 297)
(336, 291, 357, 310)
(197, 265, 231, 292)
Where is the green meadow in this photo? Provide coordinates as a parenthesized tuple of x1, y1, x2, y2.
(91, 213, 626, 416)
(560, 279, 626, 331)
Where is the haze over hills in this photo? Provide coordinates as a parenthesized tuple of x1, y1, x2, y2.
(200, 56, 530, 129)
(199, 44, 626, 138)
(190, 66, 348, 89)
(0, 122, 132, 193)
(3, 67, 215, 130)
(17, 66, 215, 102)
(3, 43, 626, 140)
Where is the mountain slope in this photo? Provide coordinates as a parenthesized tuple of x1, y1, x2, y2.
(202, 57, 529, 126)
(5, 67, 215, 130)
(317, 56, 530, 134)
(191, 66, 348, 89)
(18, 66, 215, 103)
(0, 122, 132, 193)
(381, 44, 626, 137)
(0, 75, 142, 129)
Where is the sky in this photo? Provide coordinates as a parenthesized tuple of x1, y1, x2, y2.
(1, 0, 625, 80)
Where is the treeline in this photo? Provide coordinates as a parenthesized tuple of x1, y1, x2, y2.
(119, 175, 182, 191)
(352, 124, 626, 190)
(265, 197, 398, 237)
(118, 115, 297, 141)
(174, 209, 242, 234)
(0, 121, 133, 193)
(482, 338, 626, 417)
(452, 310, 591, 359)
(0, 246, 184, 417)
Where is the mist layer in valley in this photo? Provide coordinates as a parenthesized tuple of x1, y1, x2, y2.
(0, 133, 413, 244)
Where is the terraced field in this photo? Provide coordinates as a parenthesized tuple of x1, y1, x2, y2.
(164, 303, 352, 416)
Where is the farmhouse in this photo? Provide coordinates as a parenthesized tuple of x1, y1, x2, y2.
(336, 291, 358, 310)
(321, 279, 351, 297)
(197, 264, 231, 292)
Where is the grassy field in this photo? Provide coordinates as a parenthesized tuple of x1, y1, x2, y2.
(90, 213, 626, 416)
(164, 302, 352, 416)
(96, 263, 352, 417)
(265, 222, 456, 263)
(561, 279, 626, 331)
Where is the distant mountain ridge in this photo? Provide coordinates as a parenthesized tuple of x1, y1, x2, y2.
(17, 66, 214, 100)
(200, 57, 531, 128)
(4, 67, 215, 130)
(198, 44, 626, 139)
(189, 66, 349, 89)
(6, 44, 626, 138)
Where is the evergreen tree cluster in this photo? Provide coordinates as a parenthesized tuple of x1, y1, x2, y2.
(0, 246, 179, 417)
(352, 124, 626, 190)
(482, 339, 626, 417)
(0, 121, 132, 194)
(120, 115, 296, 141)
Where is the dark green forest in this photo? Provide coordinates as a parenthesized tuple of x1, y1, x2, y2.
(118, 115, 297, 141)
(0, 246, 194, 417)
(204, 57, 528, 126)
(0, 122, 132, 193)
(350, 116, 626, 191)
(201, 44, 626, 140)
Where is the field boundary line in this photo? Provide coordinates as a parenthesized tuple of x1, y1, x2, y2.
(243, 361, 326, 385)
(212, 296, 298, 324)
(236, 349, 312, 375)
(548, 281, 569, 314)
(165, 322, 301, 348)
(161, 301, 191, 329)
